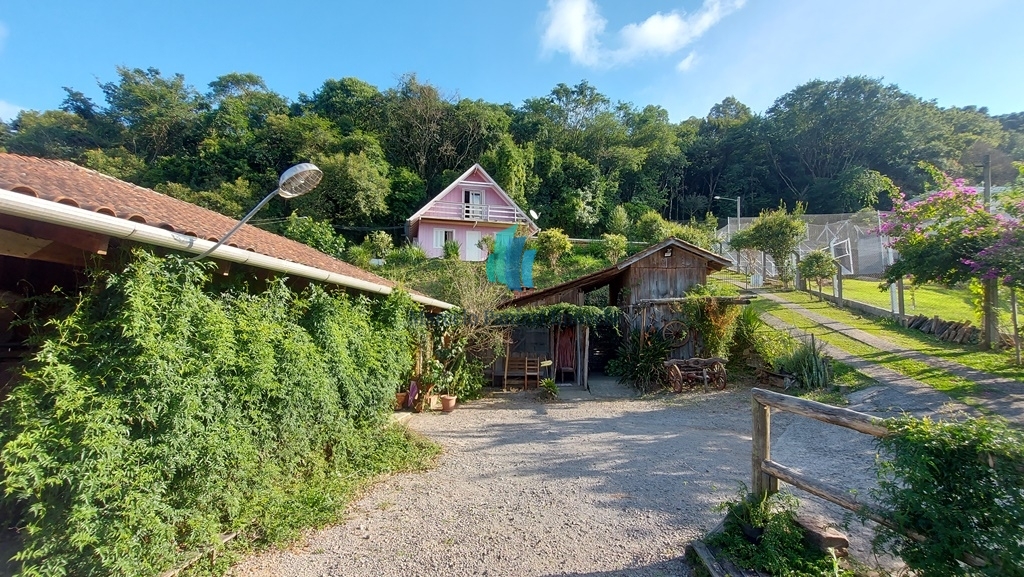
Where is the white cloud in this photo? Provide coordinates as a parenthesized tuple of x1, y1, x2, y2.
(0, 100, 25, 123)
(540, 0, 607, 66)
(540, 0, 745, 68)
(676, 51, 698, 72)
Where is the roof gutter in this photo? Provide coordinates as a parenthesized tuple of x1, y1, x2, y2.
(0, 188, 454, 311)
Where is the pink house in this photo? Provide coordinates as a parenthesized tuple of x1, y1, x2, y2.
(406, 164, 539, 261)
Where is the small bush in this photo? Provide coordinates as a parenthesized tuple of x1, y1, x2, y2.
(872, 416, 1024, 576)
(345, 244, 372, 268)
(775, 336, 833, 389)
(709, 487, 852, 576)
(676, 282, 741, 358)
(389, 244, 428, 265)
(607, 329, 673, 393)
(363, 230, 394, 259)
(599, 233, 628, 263)
(539, 378, 558, 399)
(442, 239, 461, 260)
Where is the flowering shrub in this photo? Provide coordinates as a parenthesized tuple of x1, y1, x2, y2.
(880, 179, 1006, 286)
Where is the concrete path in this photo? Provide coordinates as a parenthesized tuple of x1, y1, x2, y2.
(753, 289, 1023, 424)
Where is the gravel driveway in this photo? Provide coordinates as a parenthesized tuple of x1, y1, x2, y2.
(230, 377, 927, 577)
(231, 386, 755, 577)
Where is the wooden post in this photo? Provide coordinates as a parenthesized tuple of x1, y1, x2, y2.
(751, 397, 777, 495)
(1012, 288, 1021, 366)
(583, 325, 591, 391)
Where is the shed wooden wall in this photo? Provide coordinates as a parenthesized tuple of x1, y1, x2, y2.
(624, 248, 708, 305)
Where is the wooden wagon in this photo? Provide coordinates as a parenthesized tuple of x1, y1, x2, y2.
(665, 357, 727, 392)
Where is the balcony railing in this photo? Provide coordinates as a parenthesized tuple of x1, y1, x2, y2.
(422, 202, 528, 224)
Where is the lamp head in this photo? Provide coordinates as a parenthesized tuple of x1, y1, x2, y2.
(713, 195, 722, 200)
(277, 163, 323, 199)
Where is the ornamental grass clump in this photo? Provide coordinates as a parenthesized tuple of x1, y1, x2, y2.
(0, 250, 436, 576)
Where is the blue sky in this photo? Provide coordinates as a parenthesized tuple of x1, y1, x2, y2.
(1, 0, 1021, 124)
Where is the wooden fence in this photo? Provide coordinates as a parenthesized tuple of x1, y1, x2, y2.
(750, 387, 987, 568)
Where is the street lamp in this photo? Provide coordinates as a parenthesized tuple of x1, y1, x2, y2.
(190, 163, 323, 261)
(713, 195, 741, 227)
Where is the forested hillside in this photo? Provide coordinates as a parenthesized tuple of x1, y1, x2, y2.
(2, 68, 1021, 242)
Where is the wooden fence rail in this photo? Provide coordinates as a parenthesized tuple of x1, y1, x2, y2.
(750, 387, 988, 569)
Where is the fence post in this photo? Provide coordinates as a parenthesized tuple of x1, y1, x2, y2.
(751, 397, 778, 495)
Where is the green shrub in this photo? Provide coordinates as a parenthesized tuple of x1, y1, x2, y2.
(872, 416, 1024, 576)
(607, 329, 673, 393)
(442, 239, 461, 260)
(0, 251, 435, 576)
(599, 233, 628, 263)
(709, 487, 852, 576)
(775, 336, 833, 389)
(539, 378, 558, 399)
(344, 243, 372, 268)
(389, 244, 428, 265)
(363, 230, 394, 259)
(676, 282, 741, 358)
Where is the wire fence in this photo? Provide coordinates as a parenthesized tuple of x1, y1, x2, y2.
(715, 211, 896, 284)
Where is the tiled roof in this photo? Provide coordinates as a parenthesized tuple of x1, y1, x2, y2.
(0, 153, 405, 292)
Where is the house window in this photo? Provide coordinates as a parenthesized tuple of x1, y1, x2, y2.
(433, 228, 456, 248)
(464, 189, 484, 219)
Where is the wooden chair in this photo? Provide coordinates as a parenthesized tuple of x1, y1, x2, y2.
(503, 354, 541, 390)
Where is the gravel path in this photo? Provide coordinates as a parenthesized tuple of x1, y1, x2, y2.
(231, 388, 756, 577)
(228, 375, 940, 577)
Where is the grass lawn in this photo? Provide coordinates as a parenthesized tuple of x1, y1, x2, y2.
(770, 290, 1024, 383)
(817, 278, 1015, 325)
(749, 297, 982, 402)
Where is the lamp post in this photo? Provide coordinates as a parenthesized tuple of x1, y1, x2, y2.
(714, 195, 742, 272)
(190, 163, 323, 261)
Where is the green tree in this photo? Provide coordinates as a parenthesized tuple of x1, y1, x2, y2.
(605, 204, 631, 236)
(536, 228, 573, 268)
(282, 212, 346, 259)
(599, 233, 628, 263)
(798, 250, 838, 298)
(732, 203, 807, 286)
(633, 210, 668, 244)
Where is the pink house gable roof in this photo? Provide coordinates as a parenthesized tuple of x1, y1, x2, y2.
(406, 163, 539, 234)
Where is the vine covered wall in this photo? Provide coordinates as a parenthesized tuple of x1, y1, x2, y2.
(0, 250, 431, 576)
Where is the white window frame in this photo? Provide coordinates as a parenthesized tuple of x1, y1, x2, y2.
(464, 189, 484, 219)
(433, 228, 456, 249)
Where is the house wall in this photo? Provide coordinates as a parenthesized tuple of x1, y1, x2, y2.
(624, 249, 709, 304)
(414, 220, 514, 261)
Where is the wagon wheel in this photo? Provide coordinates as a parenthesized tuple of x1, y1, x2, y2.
(661, 320, 691, 350)
(668, 364, 684, 393)
(710, 362, 727, 390)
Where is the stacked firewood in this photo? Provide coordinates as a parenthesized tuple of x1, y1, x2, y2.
(899, 314, 1015, 346)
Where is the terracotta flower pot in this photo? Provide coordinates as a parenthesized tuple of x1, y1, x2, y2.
(394, 392, 408, 411)
(427, 394, 442, 411)
(439, 394, 458, 412)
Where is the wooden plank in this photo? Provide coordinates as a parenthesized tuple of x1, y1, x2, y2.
(751, 388, 890, 438)
(689, 540, 728, 577)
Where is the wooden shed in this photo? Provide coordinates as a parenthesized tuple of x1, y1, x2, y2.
(498, 238, 732, 389)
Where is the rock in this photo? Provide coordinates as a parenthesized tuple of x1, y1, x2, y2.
(795, 513, 849, 557)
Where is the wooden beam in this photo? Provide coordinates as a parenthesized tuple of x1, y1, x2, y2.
(0, 230, 88, 267)
(635, 296, 753, 305)
(0, 213, 109, 255)
(752, 388, 890, 438)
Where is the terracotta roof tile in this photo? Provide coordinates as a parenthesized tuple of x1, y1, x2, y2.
(0, 153, 408, 293)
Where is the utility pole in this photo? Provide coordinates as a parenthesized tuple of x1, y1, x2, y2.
(982, 154, 999, 349)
